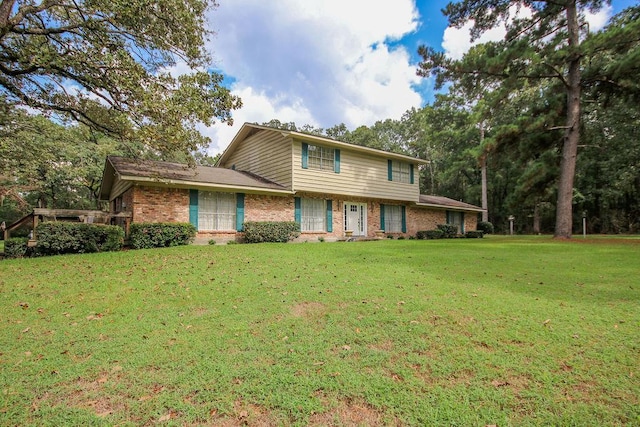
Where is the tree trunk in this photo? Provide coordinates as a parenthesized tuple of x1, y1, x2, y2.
(479, 121, 488, 222)
(533, 203, 541, 234)
(554, 0, 581, 239)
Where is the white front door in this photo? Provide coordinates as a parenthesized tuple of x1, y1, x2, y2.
(344, 202, 367, 236)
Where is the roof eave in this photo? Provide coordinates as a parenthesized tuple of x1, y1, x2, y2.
(415, 202, 486, 213)
(98, 157, 116, 201)
(217, 122, 430, 166)
(284, 130, 430, 164)
(120, 175, 292, 196)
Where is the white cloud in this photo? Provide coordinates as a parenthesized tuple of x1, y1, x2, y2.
(442, 22, 506, 60)
(442, 5, 533, 60)
(585, 4, 612, 32)
(203, 0, 423, 155)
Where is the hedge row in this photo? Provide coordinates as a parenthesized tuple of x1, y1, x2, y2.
(4, 238, 30, 258)
(36, 222, 124, 255)
(416, 224, 484, 240)
(129, 223, 196, 249)
(243, 221, 300, 243)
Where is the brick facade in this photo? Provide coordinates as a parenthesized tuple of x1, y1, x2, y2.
(122, 186, 479, 241)
(407, 207, 446, 235)
(132, 186, 189, 224)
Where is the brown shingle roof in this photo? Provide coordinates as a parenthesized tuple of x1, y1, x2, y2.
(107, 156, 288, 192)
(418, 194, 484, 212)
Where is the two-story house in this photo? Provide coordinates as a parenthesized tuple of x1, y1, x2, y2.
(99, 123, 483, 241)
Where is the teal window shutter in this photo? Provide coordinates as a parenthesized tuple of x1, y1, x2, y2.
(461, 212, 465, 234)
(410, 164, 414, 184)
(236, 193, 245, 231)
(446, 211, 451, 224)
(189, 189, 199, 230)
(380, 204, 385, 231)
(334, 149, 340, 173)
(294, 197, 301, 223)
(301, 143, 309, 169)
(387, 160, 393, 181)
(326, 200, 333, 232)
(401, 206, 407, 233)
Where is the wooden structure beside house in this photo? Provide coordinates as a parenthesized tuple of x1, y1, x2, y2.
(99, 123, 484, 241)
(3, 208, 132, 244)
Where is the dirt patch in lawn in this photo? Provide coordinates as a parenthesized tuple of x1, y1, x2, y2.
(32, 373, 126, 419)
(291, 301, 326, 318)
(308, 398, 400, 426)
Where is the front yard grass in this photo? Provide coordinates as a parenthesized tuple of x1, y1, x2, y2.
(0, 237, 638, 426)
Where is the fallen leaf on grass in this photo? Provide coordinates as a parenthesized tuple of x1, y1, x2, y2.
(158, 410, 178, 422)
(543, 319, 551, 325)
(21, 327, 30, 334)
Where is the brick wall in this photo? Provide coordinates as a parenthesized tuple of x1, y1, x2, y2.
(132, 185, 189, 223)
(245, 194, 294, 222)
(125, 185, 478, 240)
(407, 207, 445, 235)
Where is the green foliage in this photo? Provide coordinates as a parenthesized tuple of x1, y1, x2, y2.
(477, 221, 494, 234)
(208, 239, 216, 245)
(3, 238, 29, 258)
(129, 223, 196, 249)
(464, 231, 484, 238)
(36, 223, 124, 255)
(243, 222, 300, 243)
(0, 0, 241, 155)
(416, 229, 444, 240)
(0, 110, 135, 210)
(437, 224, 459, 238)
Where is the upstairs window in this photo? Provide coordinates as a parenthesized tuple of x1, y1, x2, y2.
(308, 145, 334, 170)
(302, 143, 340, 173)
(387, 160, 414, 184)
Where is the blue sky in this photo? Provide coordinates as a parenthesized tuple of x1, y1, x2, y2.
(194, 0, 637, 154)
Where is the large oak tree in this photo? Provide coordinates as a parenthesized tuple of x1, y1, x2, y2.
(0, 0, 241, 154)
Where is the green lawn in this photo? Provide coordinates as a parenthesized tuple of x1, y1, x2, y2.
(0, 237, 638, 426)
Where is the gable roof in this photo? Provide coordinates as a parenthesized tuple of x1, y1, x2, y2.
(217, 123, 430, 166)
(99, 156, 290, 200)
(417, 194, 485, 212)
